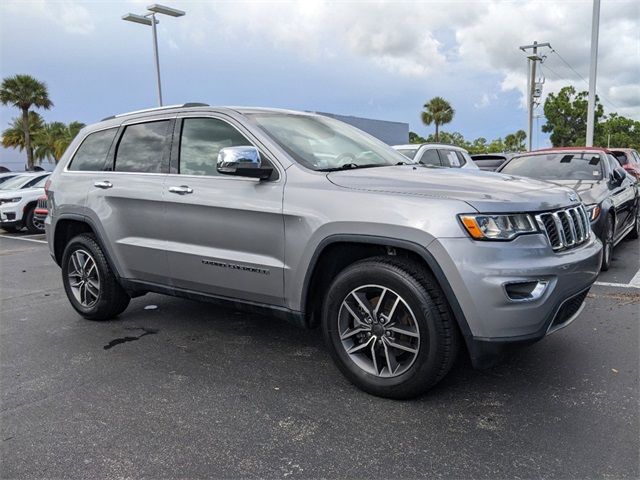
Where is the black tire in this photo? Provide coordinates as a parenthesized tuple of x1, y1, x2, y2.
(600, 214, 614, 271)
(61, 233, 130, 321)
(24, 206, 44, 234)
(627, 205, 639, 240)
(322, 256, 460, 399)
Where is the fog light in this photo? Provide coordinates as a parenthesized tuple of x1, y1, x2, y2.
(504, 280, 548, 302)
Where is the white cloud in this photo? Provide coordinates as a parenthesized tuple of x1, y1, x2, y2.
(1, 0, 94, 34)
(456, 0, 640, 118)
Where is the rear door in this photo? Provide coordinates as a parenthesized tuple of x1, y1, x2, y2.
(85, 116, 173, 284)
(163, 114, 286, 306)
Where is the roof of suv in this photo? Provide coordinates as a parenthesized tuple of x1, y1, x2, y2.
(393, 143, 468, 151)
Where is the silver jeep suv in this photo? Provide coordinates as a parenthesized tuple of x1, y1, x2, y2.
(45, 104, 602, 398)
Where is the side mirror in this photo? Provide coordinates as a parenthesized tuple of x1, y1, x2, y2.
(611, 167, 626, 186)
(217, 146, 273, 180)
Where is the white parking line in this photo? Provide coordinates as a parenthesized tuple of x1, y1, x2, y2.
(594, 267, 640, 289)
(0, 234, 47, 244)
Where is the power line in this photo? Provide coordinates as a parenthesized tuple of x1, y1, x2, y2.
(549, 47, 621, 110)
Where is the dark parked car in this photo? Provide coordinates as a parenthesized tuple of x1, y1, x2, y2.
(610, 148, 640, 181)
(470, 153, 513, 171)
(498, 147, 639, 271)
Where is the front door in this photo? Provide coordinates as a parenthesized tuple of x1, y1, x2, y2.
(163, 115, 286, 307)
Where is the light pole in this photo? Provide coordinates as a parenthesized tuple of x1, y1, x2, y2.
(122, 4, 185, 107)
(586, 0, 601, 147)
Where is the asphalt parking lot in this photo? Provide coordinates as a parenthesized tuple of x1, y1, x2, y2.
(1, 232, 638, 479)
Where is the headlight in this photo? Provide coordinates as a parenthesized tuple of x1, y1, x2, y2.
(0, 197, 21, 204)
(586, 204, 601, 222)
(459, 213, 537, 240)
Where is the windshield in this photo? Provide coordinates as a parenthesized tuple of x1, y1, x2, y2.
(501, 153, 604, 181)
(247, 113, 413, 171)
(395, 148, 418, 160)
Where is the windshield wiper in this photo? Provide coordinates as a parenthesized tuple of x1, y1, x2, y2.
(318, 163, 387, 172)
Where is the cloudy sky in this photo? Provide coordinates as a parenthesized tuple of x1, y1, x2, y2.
(1, 0, 638, 170)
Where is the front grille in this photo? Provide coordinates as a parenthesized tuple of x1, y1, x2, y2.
(550, 289, 589, 329)
(535, 205, 590, 252)
(37, 197, 48, 210)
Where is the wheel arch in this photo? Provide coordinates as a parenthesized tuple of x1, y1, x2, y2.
(300, 234, 473, 342)
(52, 215, 121, 280)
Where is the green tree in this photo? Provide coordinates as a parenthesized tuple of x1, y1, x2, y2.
(409, 131, 427, 144)
(504, 130, 526, 152)
(421, 97, 454, 142)
(2, 112, 45, 164)
(542, 86, 603, 147)
(596, 113, 640, 149)
(467, 137, 488, 154)
(34, 121, 85, 164)
(0, 74, 53, 170)
(426, 131, 468, 148)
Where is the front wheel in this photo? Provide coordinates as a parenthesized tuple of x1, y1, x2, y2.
(600, 215, 614, 271)
(25, 206, 44, 234)
(627, 205, 639, 240)
(322, 256, 460, 399)
(61, 234, 130, 320)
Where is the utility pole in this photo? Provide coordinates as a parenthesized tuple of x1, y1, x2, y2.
(519, 41, 551, 151)
(586, 0, 601, 146)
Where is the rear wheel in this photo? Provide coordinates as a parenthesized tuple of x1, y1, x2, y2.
(600, 215, 614, 271)
(25, 206, 44, 234)
(61, 234, 130, 320)
(322, 256, 460, 399)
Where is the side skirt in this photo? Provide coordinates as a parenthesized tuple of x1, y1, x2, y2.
(120, 278, 306, 329)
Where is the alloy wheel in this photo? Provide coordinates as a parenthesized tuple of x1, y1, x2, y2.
(337, 285, 420, 378)
(67, 249, 101, 308)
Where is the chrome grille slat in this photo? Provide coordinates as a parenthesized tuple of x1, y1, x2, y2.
(535, 205, 590, 252)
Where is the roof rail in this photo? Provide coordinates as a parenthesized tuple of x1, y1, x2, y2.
(101, 102, 209, 121)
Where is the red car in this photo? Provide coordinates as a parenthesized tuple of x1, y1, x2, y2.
(610, 148, 640, 180)
(34, 194, 48, 226)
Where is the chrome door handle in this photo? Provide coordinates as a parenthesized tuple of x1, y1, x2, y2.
(169, 185, 193, 195)
(94, 181, 113, 189)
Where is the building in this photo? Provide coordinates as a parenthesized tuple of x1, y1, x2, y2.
(314, 112, 409, 146)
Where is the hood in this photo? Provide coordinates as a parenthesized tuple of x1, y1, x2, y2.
(544, 179, 607, 206)
(327, 166, 580, 212)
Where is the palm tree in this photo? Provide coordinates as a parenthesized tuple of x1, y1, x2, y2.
(0, 74, 53, 170)
(421, 97, 454, 142)
(2, 112, 45, 165)
(34, 121, 66, 163)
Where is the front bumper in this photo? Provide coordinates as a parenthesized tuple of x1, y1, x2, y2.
(429, 232, 602, 367)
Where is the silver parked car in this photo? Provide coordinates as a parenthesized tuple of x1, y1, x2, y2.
(46, 104, 601, 398)
(393, 143, 478, 169)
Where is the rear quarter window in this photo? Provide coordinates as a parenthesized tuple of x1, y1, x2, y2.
(68, 128, 118, 171)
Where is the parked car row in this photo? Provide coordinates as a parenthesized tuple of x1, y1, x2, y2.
(0, 172, 50, 233)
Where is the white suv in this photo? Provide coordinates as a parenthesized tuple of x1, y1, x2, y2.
(0, 173, 50, 233)
(393, 143, 478, 169)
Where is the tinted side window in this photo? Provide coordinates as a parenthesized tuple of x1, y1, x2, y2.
(455, 151, 467, 167)
(419, 149, 441, 166)
(179, 118, 254, 176)
(68, 128, 117, 171)
(115, 121, 170, 173)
